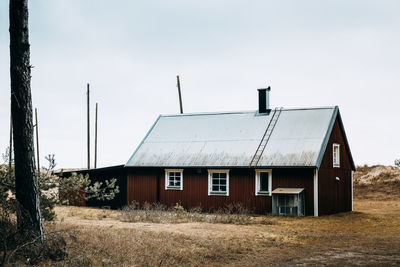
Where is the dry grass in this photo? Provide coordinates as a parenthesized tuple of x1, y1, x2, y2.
(12, 165, 400, 266)
(119, 202, 274, 225)
(42, 198, 400, 266)
(354, 165, 400, 200)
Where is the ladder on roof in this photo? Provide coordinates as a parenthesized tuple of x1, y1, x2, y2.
(249, 107, 283, 167)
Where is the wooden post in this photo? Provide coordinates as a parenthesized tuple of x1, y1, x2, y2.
(9, 111, 13, 178)
(94, 102, 98, 168)
(177, 75, 183, 114)
(87, 83, 90, 169)
(35, 108, 40, 174)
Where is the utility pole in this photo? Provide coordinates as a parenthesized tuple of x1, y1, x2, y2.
(87, 83, 90, 169)
(94, 102, 98, 168)
(176, 75, 183, 114)
(34, 108, 40, 175)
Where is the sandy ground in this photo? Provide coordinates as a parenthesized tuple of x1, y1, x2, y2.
(51, 198, 400, 266)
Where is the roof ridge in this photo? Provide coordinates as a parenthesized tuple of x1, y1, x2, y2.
(161, 106, 336, 117)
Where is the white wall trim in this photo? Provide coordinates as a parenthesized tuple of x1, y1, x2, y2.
(208, 169, 229, 196)
(313, 169, 319, 217)
(164, 169, 183, 190)
(255, 169, 272, 196)
(351, 170, 354, 211)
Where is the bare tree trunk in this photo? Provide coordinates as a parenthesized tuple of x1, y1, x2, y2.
(9, 0, 44, 240)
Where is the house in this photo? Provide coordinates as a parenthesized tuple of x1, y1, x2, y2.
(124, 88, 355, 216)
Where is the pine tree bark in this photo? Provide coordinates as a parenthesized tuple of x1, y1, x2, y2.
(9, 0, 44, 240)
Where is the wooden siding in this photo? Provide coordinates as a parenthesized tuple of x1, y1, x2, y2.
(127, 168, 314, 215)
(127, 170, 157, 205)
(318, 116, 353, 215)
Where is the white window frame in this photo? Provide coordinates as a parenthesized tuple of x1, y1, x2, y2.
(208, 169, 229, 196)
(255, 169, 272, 196)
(165, 169, 183, 190)
(333, 143, 340, 168)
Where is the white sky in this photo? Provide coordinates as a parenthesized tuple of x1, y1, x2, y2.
(0, 0, 399, 168)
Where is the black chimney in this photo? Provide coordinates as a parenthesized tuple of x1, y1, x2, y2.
(258, 87, 271, 114)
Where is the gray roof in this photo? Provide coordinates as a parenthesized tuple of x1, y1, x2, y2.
(126, 106, 354, 169)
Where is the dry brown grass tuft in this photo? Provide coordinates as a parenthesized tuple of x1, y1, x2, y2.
(119, 201, 274, 225)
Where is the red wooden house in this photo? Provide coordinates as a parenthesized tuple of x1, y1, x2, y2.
(125, 88, 355, 216)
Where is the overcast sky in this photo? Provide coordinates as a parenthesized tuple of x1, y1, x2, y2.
(0, 0, 399, 168)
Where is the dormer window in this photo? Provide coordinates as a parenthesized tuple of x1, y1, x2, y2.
(333, 144, 340, 168)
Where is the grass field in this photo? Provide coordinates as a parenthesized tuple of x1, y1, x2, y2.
(24, 165, 397, 266)
(38, 197, 400, 266)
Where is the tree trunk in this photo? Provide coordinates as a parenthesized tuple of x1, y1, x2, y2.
(9, 0, 44, 240)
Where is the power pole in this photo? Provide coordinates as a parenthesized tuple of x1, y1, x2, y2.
(34, 108, 40, 175)
(94, 102, 98, 168)
(87, 83, 90, 169)
(176, 75, 183, 114)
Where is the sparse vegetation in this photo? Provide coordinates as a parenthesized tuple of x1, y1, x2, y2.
(0, 163, 398, 265)
(354, 164, 400, 200)
(0, 151, 119, 265)
(120, 201, 274, 225)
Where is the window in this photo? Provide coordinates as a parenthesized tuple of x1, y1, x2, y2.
(208, 170, 229, 196)
(255, 169, 272, 196)
(333, 143, 340, 168)
(165, 169, 183, 190)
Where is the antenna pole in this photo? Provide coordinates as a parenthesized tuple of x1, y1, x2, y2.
(35, 108, 40, 175)
(87, 83, 90, 169)
(177, 75, 183, 114)
(94, 102, 98, 168)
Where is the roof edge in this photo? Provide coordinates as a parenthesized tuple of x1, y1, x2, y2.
(336, 110, 356, 171)
(315, 106, 339, 169)
(125, 115, 162, 167)
(160, 106, 336, 118)
(124, 165, 317, 169)
(315, 107, 356, 171)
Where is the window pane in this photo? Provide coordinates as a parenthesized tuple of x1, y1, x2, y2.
(212, 173, 219, 179)
(260, 172, 268, 191)
(212, 178, 220, 185)
(220, 173, 227, 178)
(212, 185, 219, 191)
(176, 182, 180, 186)
(220, 179, 226, 185)
(220, 186, 226, 192)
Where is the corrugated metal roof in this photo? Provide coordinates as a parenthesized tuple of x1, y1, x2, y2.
(125, 107, 337, 168)
(272, 188, 304, 194)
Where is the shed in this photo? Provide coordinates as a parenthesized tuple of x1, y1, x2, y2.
(272, 188, 305, 216)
